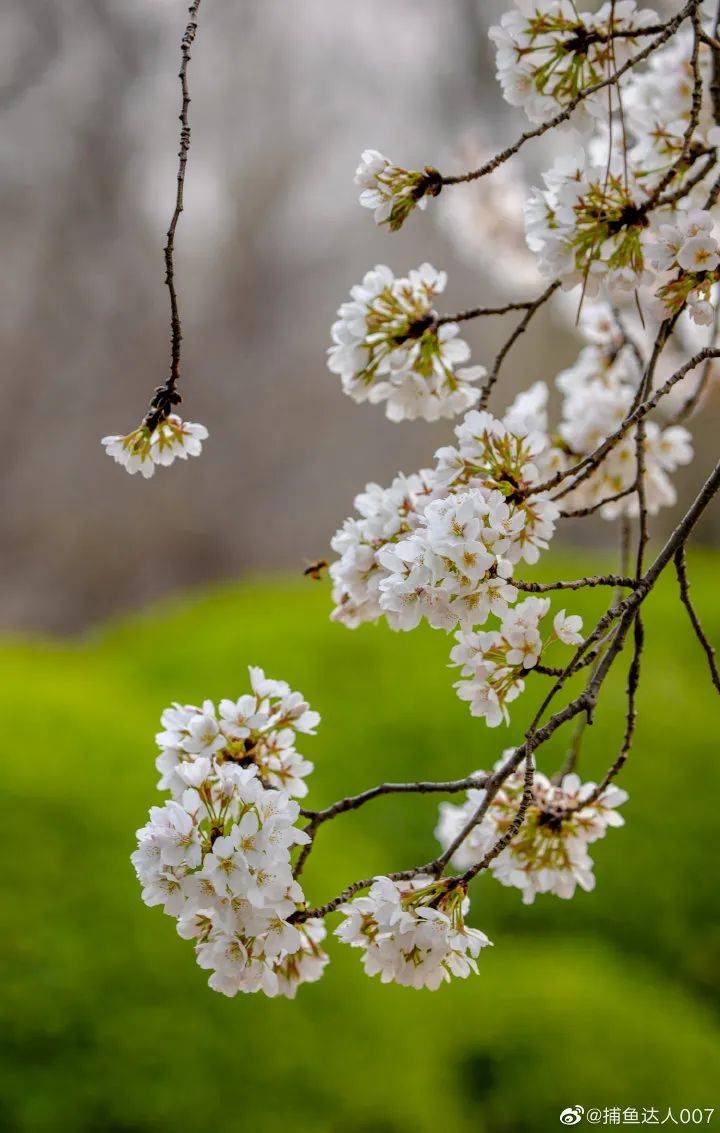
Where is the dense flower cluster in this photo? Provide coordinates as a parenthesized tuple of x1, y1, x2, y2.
(330, 386, 557, 623)
(433, 404, 560, 563)
(327, 263, 484, 421)
(133, 761, 326, 997)
(622, 24, 719, 193)
(520, 16, 720, 323)
(336, 876, 492, 989)
(355, 149, 441, 231)
(451, 599, 583, 726)
(102, 415, 208, 478)
(134, 669, 324, 998)
(329, 386, 583, 724)
(329, 469, 435, 629)
(490, 1, 660, 123)
(155, 667, 319, 799)
(651, 209, 720, 323)
(376, 491, 519, 633)
(541, 307, 694, 517)
(525, 150, 653, 295)
(436, 759, 628, 903)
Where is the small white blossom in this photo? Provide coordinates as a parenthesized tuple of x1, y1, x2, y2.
(451, 597, 582, 726)
(355, 149, 440, 231)
(553, 609, 584, 645)
(102, 415, 208, 477)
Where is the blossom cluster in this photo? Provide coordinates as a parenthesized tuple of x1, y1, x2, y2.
(327, 263, 484, 422)
(329, 387, 583, 724)
(622, 23, 719, 192)
(102, 415, 208, 478)
(133, 668, 325, 998)
(451, 599, 583, 727)
(651, 210, 720, 324)
(518, 16, 720, 322)
(436, 757, 628, 904)
(330, 387, 557, 625)
(490, 1, 661, 123)
(355, 149, 441, 231)
(155, 666, 319, 799)
(542, 305, 694, 517)
(336, 876, 492, 989)
(525, 149, 652, 296)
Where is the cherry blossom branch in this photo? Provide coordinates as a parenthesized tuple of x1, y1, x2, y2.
(438, 1, 700, 190)
(294, 454, 720, 922)
(131, 0, 720, 998)
(531, 347, 720, 499)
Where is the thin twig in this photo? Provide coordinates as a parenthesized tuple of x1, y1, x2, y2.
(479, 280, 561, 408)
(435, 299, 542, 325)
(532, 347, 720, 499)
(674, 548, 720, 693)
(515, 574, 635, 593)
(293, 772, 489, 878)
(144, 1, 201, 432)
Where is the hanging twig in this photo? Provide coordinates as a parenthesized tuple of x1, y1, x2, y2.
(144, 1, 202, 432)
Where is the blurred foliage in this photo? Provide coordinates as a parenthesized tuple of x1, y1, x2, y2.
(1, 551, 719, 1132)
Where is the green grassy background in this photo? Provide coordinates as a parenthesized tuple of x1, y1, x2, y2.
(2, 552, 719, 1132)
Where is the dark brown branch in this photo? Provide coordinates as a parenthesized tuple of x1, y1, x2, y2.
(300, 772, 488, 825)
(709, 3, 720, 126)
(478, 280, 561, 408)
(144, 0, 201, 432)
(674, 548, 720, 693)
(435, 298, 544, 325)
(454, 752, 536, 885)
(560, 486, 637, 518)
(293, 772, 489, 878)
(673, 305, 720, 422)
(515, 574, 635, 592)
(576, 611, 644, 809)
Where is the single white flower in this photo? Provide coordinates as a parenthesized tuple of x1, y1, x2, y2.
(677, 235, 720, 273)
(553, 609, 584, 645)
